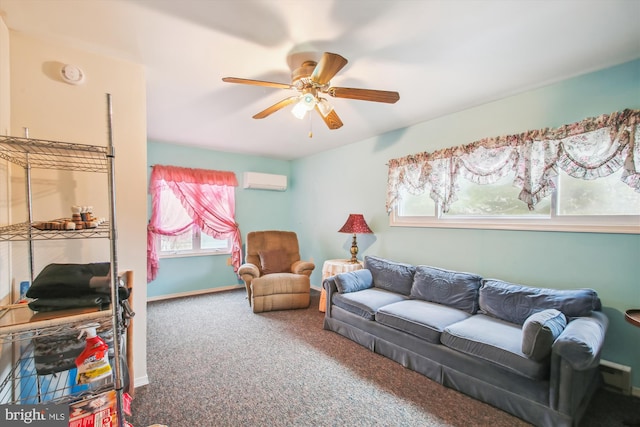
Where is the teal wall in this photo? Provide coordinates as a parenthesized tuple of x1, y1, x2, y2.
(147, 60, 640, 388)
(291, 60, 640, 387)
(146, 141, 292, 298)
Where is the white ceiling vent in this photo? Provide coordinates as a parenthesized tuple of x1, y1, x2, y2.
(243, 172, 287, 191)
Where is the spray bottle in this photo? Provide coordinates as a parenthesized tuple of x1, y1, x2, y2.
(75, 323, 112, 385)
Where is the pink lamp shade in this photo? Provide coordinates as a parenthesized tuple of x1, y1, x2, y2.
(338, 214, 373, 263)
(338, 214, 373, 234)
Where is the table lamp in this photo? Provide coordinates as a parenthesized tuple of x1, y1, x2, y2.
(338, 214, 373, 263)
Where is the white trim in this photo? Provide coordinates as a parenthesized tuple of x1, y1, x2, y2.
(146, 284, 244, 302)
(390, 210, 640, 234)
(133, 374, 149, 389)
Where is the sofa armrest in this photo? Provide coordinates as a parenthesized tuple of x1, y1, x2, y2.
(323, 276, 338, 316)
(291, 260, 315, 277)
(552, 311, 608, 370)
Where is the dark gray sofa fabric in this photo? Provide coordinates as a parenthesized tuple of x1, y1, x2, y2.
(332, 287, 407, 320)
(376, 299, 471, 343)
(334, 268, 373, 293)
(329, 305, 550, 409)
(441, 314, 549, 380)
(410, 265, 482, 314)
(322, 258, 608, 427)
(365, 255, 416, 295)
(479, 279, 601, 325)
(522, 309, 567, 361)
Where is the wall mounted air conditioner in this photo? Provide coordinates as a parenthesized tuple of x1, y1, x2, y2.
(243, 172, 287, 191)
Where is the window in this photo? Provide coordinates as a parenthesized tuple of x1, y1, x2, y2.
(387, 109, 640, 234)
(393, 169, 639, 233)
(147, 165, 242, 282)
(156, 185, 230, 257)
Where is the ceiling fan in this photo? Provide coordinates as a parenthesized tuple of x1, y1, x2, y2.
(222, 52, 400, 130)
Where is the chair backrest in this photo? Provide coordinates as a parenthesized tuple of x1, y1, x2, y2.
(245, 231, 301, 274)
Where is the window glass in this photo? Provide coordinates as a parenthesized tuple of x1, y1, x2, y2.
(157, 186, 231, 257)
(444, 172, 550, 217)
(558, 169, 640, 216)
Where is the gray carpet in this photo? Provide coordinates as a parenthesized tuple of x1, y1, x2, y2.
(129, 289, 639, 427)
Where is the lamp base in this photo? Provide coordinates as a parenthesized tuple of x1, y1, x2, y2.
(349, 233, 359, 263)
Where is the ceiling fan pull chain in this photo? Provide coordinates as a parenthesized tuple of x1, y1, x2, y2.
(308, 112, 313, 138)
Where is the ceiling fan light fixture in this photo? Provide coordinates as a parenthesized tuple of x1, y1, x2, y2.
(317, 98, 334, 117)
(291, 100, 308, 119)
(301, 93, 317, 110)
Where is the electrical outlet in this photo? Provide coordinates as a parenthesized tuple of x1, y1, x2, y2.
(226, 257, 232, 266)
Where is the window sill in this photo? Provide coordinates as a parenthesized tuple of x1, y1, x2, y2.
(159, 250, 231, 259)
(390, 212, 640, 234)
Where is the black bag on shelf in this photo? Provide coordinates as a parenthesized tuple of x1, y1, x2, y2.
(26, 263, 112, 299)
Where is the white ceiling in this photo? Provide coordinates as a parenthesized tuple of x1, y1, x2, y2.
(1, 0, 639, 160)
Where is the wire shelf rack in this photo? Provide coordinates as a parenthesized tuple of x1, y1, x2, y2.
(0, 311, 114, 405)
(0, 136, 109, 172)
(0, 221, 110, 242)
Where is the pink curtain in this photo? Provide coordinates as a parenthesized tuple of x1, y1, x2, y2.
(147, 165, 241, 283)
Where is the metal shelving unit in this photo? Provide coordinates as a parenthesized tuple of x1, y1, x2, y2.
(0, 94, 126, 425)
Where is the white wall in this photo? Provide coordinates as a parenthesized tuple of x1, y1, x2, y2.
(6, 29, 149, 387)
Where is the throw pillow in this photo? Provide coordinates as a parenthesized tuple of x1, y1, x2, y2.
(410, 265, 482, 314)
(258, 250, 291, 275)
(522, 309, 567, 361)
(335, 269, 373, 293)
(364, 255, 416, 296)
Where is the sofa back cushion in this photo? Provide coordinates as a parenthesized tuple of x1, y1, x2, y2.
(335, 269, 373, 294)
(410, 265, 482, 314)
(364, 256, 416, 296)
(479, 279, 601, 325)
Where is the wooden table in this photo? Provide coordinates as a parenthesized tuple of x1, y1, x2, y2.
(625, 309, 640, 327)
(319, 259, 364, 312)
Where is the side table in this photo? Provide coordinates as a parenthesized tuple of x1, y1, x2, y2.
(319, 259, 364, 312)
(625, 309, 640, 327)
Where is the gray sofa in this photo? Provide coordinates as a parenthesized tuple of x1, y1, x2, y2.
(322, 255, 608, 427)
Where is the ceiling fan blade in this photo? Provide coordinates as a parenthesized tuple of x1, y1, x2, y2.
(328, 87, 400, 104)
(315, 105, 343, 130)
(311, 52, 348, 85)
(222, 77, 292, 90)
(253, 96, 299, 119)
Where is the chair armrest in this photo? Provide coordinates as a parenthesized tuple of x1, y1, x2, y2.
(291, 260, 315, 277)
(552, 311, 608, 370)
(238, 263, 260, 283)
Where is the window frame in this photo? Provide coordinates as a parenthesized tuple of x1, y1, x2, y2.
(158, 227, 232, 258)
(391, 180, 640, 234)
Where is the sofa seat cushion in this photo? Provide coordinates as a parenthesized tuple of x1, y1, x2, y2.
(332, 288, 408, 320)
(441, 314, 549, 380)
(376, 299, 471, 343)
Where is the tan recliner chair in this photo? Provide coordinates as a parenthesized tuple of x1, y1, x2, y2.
(238, 230, 315, 313)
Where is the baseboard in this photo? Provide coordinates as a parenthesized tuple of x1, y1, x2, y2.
(147, 285, 244, 302)
(134, 374, 150, 389)
(633, 386, 640, 398)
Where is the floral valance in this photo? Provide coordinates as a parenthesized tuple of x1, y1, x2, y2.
(386, 109, 640, 213)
